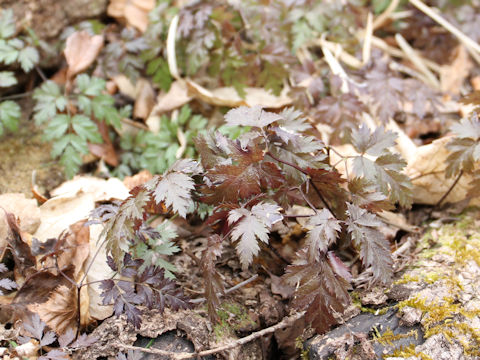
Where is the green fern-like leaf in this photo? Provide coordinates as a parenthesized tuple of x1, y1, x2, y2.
(0, 100, 21, 135)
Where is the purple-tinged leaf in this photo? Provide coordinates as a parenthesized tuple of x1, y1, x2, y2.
(152, 172, 195, 218)
(225, 105, 282, 128)
(58, 328, 75, 348)
(283, 250, 351, 334)
(70, 333, 97, 348)
(38, 349, 69, 360)
(350, 125, 397, 157)
(346, 203, 393, 285)
(305, 209, 341, 261)
(0, 278, 17, 294)
(23, 313, 46, 340)
(327, 251, 352, 283)
(40, 331, 57, 346)
(201, 234, 225, 323)
(228, 202, 282, 268)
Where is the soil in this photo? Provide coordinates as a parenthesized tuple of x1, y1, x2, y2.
(0, 99, 64, 197)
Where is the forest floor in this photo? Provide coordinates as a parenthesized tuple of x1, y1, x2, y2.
(2, 1, 480, 359)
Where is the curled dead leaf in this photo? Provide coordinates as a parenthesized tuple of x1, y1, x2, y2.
(151, 79, 293, 116)
(134, 78, 155, 120)
(64, 31, 104, 80)
(186, 80, 292, 108)
(151, 80, 192, 115)
(107, 0, 155, 33)
(406, 136, 480, 205)
(0, 194, 41, 252)
(27, 285, 80, 335)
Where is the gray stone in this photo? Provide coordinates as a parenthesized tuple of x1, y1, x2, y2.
(305, 308, 424, 360)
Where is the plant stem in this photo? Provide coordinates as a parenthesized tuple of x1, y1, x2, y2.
(266, 151, 338, 217)
(190, 274, 259, 304)
(428, 170, 464, 218)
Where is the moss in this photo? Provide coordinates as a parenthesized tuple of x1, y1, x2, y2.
(213, 301, 255, 340)
(389, 212, 480, 358)
(372, 327, 419, 347)
(295, 336, 310, 360)
(390, 344, 433, 360)
(350, 291, 390, 315)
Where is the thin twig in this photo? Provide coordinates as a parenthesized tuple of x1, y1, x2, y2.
(35, 65, 47, 82)
(369, 35, 442, 73)
(0, 91, 33, 101)
(190, 274, 259, 304)
(298, 186, 318, 214)
(362, 12, 373, 64)
(115, 311, 305, 359)
(409, 0, 480, 61)
(395, 33, 440, 89)
(372, 0, 401, 30)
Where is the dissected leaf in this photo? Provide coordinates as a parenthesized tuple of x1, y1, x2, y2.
(0, 71, 16, 87)
(350, 125, 397, 157)
(101, 255, 190, 329)
(345, 203, 393, 285)
(201, 234, 224, 323)
(283, 251, 351, 334)
(350, 125, 412, 207)
(146, 160, 200, 218)
(348, 177, 393, 213)
(446, 112, 480, 177)
(305, 209, 341, 261)
(0, 100, 20, 134)
(228, 202, 282, 268)
(18, 46, 39, 72)
(225, 105, 282, 128)
(198, 133, 284, 204)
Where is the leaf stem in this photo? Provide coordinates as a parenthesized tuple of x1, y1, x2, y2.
(190, 274, 259, 304)
(429, 170, 464, 217)
(266, 151, 337, 217)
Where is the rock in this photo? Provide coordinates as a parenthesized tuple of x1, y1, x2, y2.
(135, 332, 214, 360)
(359, 287, 388, 306)
(399, 306, 423, 327)
(305, 308, 424, 360)
(414, 334, 465, 360)
(1, 0, 108, 40)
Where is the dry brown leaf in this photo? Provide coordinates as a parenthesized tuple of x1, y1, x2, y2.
(134, 78, 155, 120)
(0, 194, 40, 251)
(113, 74, 136, 98)
(406, 136, 479, 205)
(28, 285, 79, 335)
(85, 224, 115, 321)
(4, 213, 36, 278)
(123, 169, 153, 190)
(151, 80, 192, 115)
(10, 267, 75, 326)
(440, 45, 472, 94)
(151, 79, 293, 116)
(88, 121, 119, 166)
(64, 31, 104, 80)
(186, 80, 292, 108)
(107, 0, 155, 33)
(13, 339, 39, 358)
